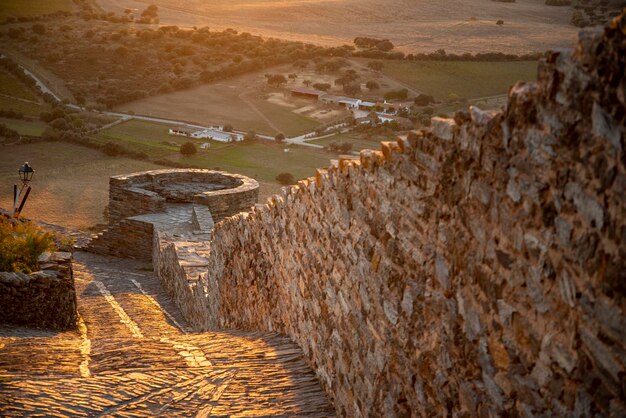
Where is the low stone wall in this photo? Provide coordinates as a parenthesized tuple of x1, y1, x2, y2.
(179, 20, 623, 417)
(0, 252, 77, 330)
(89, 169, 259, 261)
(153, 230, 212, 330)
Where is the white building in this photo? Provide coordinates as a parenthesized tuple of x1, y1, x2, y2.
(169, 126, 244, 143)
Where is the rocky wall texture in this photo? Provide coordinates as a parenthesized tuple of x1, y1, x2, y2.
(0, 252, 77, 330)
(195, 17, 625, 417)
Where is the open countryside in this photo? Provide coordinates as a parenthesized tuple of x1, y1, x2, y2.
(97, 0, 580, 54)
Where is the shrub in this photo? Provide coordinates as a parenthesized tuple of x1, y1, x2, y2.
(276, 172, 295, 185)
(275, 133, 285, 142)
(0, 217, 55, 273)
(180, 141, 197, 156)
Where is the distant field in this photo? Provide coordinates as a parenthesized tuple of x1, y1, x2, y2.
(98, 0, 578, 54)
(375, 60, 538, 100)
(0, 70, 38, 101)
(178, 141, 332, 183)
(0, 96, 45, 117)
(89, 119, 208, 157)
(120, 78, 322, 137)
(0, 117, 47, 136)
(0, 0, 74, 21)
(0, 142, 163, 229)
(311, 133, 390, 152)
(93, 118, 332, 183)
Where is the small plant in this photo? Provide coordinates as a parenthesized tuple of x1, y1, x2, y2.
(0, 217, 55, 273)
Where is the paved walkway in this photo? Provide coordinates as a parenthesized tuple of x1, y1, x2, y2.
(0, 252, 333, 417)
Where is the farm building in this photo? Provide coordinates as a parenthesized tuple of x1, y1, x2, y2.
(338, 98, 362, 109)
(359, 101, 376, 110)
(319, 94, 345, 105)
(290, 87, 325, 99)
(169, 126, 243, 143)
(169, 126, 198, 137)
(191, 129, 243, 143)
(378, 114, 414, 128)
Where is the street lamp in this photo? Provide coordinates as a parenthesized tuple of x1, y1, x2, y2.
(13, 162, 35, 219)
(19, 162, 34, 186)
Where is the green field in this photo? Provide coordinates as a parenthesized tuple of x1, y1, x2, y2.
(374, 60, 537, 100)
(178, 141, 332, 183)
(0, 0, 74, 21)
(89, 119, 212, 157)
(0, 70, 38, 101)
(92, 118, 332, 183)
(0, 96, 45, 117)
(0, 117, 47, 136)
(310, 132, 391, 151)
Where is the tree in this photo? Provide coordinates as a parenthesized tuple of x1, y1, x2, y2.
(313, 83, 331, 91)
(343, 84, 361, 96)
(303, 80, 312, 87)
(366, 80, 380, 91)
(367, 61, 384, 71)
(376, 40, 394, 52)
(180, 141, 197, 156)
(275, 133, 285, 142)
(142, 4, 159, 18)
(223, 124, 233, 132)
(414, 94, 435, 106)
(267, 74, 287, 87)
(276, 172, 295, 185)
(496, 19, 504, 26)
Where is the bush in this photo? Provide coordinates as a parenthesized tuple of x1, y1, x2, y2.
(276, 172, 295, 185)
(275, 133, 285, 142)
(384, 88, 409, 101)
(180, 141, 197, 156)
(0, 217, 55, 273)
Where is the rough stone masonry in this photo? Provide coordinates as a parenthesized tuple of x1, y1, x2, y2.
(166, 12, 625, 417)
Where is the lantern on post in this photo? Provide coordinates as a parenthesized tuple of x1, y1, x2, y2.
(13, 162, 35, 219)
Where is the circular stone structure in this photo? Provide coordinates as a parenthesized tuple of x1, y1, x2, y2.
(107, 169, 259, 224)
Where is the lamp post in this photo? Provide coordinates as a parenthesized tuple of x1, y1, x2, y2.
(12, 162, 34, 219)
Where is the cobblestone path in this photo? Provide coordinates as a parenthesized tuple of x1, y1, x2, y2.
(0, 252, 334, 417)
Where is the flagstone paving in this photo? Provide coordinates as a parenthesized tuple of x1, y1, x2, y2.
(0, 252, 334, 417)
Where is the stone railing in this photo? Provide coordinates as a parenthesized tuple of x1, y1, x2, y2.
(161, 16, 624, 417)
(0, 252, 77, 330)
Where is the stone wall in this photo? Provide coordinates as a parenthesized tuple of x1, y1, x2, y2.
(0, 252, 77, 330)
(181, 18, 625, 417)
(89, 169, 259, 260)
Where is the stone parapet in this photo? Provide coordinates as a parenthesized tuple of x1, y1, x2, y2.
(0, 252, 77, 330)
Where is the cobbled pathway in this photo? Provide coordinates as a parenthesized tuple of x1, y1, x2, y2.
(0, 252, 334, 417)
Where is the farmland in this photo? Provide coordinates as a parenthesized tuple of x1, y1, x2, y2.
(0, 117, 47, 137)
(371, 60, 538, 100)
(0, 142, 163, 229)
(0, 70, 38, 101)
(119, 77, 325, 137)
(98, 0, 579, 55)
(311, 132, 390, 152)
(0, 0, 74, 22)
(90, 118, 333, 183)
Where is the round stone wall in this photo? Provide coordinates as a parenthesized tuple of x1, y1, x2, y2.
(108, 169, 259, 223)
